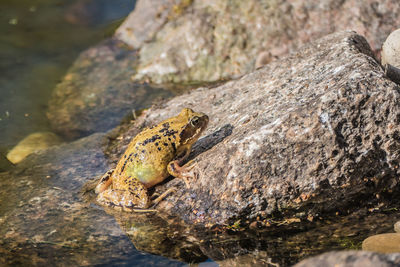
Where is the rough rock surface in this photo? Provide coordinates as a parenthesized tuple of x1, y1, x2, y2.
(294, 251, 400, 267)
(47, 38, 173, 139)
(109, 31, 400, 225)
(120, 0, 400, 83)
(115, 0, 182, 48)
(4, 30, 400, 266)
(48, 0, 400, 139)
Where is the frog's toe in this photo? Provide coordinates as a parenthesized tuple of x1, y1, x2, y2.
(167, 160, 197, 188)
(151, 187, 177, 207)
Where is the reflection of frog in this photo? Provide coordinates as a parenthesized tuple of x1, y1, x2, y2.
(95, 108, 209, 211)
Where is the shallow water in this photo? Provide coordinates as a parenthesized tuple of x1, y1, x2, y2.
(0, 0, 134, 153)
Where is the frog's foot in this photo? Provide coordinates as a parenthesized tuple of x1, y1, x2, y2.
(97, 188, 150, 211)
(151, 187, 177, 207)
(167, 160, 196, 188)
(95, 169, 114, 194)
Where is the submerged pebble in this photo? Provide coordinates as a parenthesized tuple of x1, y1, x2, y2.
(7, 131, 63, 164)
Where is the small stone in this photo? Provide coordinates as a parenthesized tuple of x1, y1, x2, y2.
(6, 132, 63, 164)
(362, 233, 400, 253)
(394, 221, 400, 233)
(382, 28, 400, 68)
(255, 51, 272, 69)
(295, 251, 400, 266)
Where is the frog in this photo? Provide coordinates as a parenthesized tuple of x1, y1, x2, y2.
(95, 108, 209, 211)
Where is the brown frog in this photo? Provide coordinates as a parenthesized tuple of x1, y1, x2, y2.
(95, 108, 209, 211)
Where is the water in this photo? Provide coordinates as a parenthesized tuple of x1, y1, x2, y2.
(0, 0, 135, 154)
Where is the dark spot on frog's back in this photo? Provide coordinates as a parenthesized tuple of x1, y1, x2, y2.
(141, 134, 161, 145)
(157, 147, 162, 151)
(162, 129, 178, 137)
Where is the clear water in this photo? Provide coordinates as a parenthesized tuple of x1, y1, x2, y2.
(0, 0, 134, 154)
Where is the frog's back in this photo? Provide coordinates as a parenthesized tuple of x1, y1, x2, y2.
(112, 121, 181, 187)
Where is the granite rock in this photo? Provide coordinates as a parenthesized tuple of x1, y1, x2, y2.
(115, 0, 182, 48)
(109, 31, 400, 225)
(119, 0, 400, 84)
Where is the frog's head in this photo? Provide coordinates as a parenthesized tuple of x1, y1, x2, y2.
(178, 108, 209, 146)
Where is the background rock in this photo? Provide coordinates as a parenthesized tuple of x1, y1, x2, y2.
(47, 38, 173, 139)
(48, 0, 400, 139)
(120, 0, 400, 83)
(294, 251, 400, 267)
(381, 29, 400, 68)
(115, 0, 182, 48)
(108, 31, 400, 225)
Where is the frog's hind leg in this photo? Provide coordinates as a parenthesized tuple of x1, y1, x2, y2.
(96, 176, 156, 212)
(97, 187, 150, 211)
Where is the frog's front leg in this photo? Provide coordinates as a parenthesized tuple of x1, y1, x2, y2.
(97, 176, 151, 210)
(167, 147, 195, 188)
(95, 169, 114, 194)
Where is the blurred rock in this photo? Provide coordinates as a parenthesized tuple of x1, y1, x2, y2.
(47, 38, 173, 139)
(117, 0, 400, 84)
(115, 0, 181, 48)
(394, 221, 400, 233)
(6, 131, 63, 164)
(381, 29, 400, 68)
(363, 233, 400, 253)
(295, 251, 400, 267)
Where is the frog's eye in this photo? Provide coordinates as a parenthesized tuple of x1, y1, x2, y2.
(190, 116, 200, 127)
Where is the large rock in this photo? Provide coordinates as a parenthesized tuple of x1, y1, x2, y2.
(108, 31, 400, 225)
(4, 30, 400, 266)
(120, 0, 400, 83)
(294, 251, 400, 267)
(48, 0, 400, 138)
(47, 38, 173, 139)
